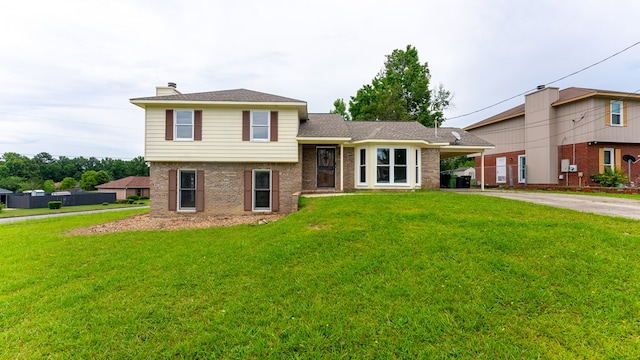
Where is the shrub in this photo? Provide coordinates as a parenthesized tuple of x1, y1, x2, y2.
(102, 202, 110, 206)
(0, 202, 4, 212)
(140, 196, 149, 200)
(127, 195, 140, 201)
(590, 167, 627, 187)
(48, 201, 63, 210)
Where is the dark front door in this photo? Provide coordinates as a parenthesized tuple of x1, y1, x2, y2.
(317, 148, 335, 188)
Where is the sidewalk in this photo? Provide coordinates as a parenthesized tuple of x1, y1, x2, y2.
(0, 206, 148, 224)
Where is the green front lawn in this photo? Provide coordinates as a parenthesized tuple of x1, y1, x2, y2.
(0, 200, 149, 218)
(1, 192, 639, 358)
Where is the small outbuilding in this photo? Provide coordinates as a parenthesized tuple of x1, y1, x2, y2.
(0, 188, 12, 205)
(96, 176, 150, 200)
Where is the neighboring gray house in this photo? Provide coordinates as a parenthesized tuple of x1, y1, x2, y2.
(131, 85, 494, 217)
(0, 188, 12, 205)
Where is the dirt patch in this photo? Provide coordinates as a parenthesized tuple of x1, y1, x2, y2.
(66, 213, 285, 235)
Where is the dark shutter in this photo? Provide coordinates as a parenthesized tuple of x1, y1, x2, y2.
(168, 169, 177, 211)
(270, 111, 278, 142)
(165, 110, 174, 140)
(242, 111, 250, 141)
(194, 110, 202, 141)
(244, 170, 252, 211)
(196, 170, 204, 212)
(272, 170, 279, 212)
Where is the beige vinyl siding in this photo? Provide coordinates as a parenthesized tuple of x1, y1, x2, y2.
(145, 106, 299, 162)
(553, 98, 639, 144)
(468, 116, 525, 156)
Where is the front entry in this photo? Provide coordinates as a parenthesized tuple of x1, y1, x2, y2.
(317, 147, 336, 188)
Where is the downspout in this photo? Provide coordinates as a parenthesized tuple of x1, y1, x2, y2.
(340, 144, 344, 191)
(481, 151, 485, 192)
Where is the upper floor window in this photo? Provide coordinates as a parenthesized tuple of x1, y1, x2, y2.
(175, 110, 194, 140)
(610, 101, 622, 126)
(376, 147, 408, 184)
(251, 111, 270, 141)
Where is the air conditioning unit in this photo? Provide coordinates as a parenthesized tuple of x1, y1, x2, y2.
(569, 164, 578, 172)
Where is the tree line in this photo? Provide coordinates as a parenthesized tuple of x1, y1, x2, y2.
(0, 152, 149, 192)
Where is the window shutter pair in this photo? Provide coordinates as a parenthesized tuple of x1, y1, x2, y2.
(604, 101, 628, 127)
(165, 110, 202, 140)
(243, 170, 279, 211)
(598, 148, 622, 173)
(168, 169, 204, 211)
(242, 111, 278, 141)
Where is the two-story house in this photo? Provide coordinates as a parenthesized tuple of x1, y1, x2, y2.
(464, 86, 640, 187)
(131, 84, 493, 217)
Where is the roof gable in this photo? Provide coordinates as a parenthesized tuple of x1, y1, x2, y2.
(96, 176, 150, 189)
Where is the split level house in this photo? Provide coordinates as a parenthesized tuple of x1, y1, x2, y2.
(465, 86, 640, 187)
(130, 83, 493, 217)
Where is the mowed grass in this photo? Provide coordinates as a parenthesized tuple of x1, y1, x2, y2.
(0, 200, 149, 218)
(1, 192, 640, 358)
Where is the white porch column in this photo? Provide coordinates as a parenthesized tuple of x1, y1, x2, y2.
(481, 151, 485, 192)
(340, 144, 344, 191)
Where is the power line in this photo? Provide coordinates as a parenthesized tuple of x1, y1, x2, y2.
(447, 41, 640, 121)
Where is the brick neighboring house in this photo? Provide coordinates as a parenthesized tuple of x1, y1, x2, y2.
(131, 84, 493, 217)
(465, 86, 640, 187)
(96, 176, 150, 200)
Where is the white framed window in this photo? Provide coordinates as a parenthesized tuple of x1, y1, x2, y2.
(253, 170, 271, 211)
(358, 148, 367, 185)
(518, 155, 526, 183)
(175, 110, 194, 140)
(496, 157, 506, 183)
(178, 170, 196, 210)
(415, 149, 421, 185)
(376, 147, 408, 185)
(610, 101, 622, 126)
(251, 111, 270, 141)
(603, 148, 614, 171)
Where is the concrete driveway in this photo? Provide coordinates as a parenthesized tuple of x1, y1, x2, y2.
(461, 190, 640, 220)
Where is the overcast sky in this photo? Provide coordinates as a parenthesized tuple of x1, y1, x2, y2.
(2, 0, 639, 160)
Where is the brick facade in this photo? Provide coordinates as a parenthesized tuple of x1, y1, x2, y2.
(150, 158, 302, 217)
(301, 144, 342, 191)
(343, 147, 355, 190)
(421, 148, 440, 189)
(558, 142, 640, 186)
(476, 143, 640, 187)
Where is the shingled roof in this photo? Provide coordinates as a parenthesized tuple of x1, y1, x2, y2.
(96, 176, 150, 189)
(131, 88, 306, 103)
(298, 113, 493, 147)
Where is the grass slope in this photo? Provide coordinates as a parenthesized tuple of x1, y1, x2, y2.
(1, 192, 640, 358)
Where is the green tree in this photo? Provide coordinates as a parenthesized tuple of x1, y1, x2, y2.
(0, 176, 25, 192)
(80, 170, 98, 190)
(59, 177, 77, 190)
(342, 45, 453, 127)
(441, 156, 476, 172)
(2, 152, 39, 180)
(43, 179, 56, 193)
(95, 170, 111, 185)
(330, 98, 351, 120)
